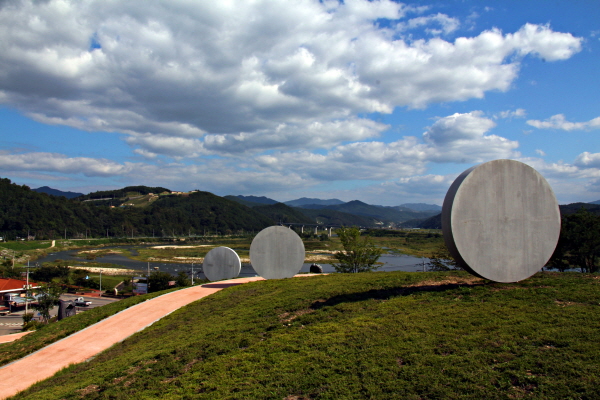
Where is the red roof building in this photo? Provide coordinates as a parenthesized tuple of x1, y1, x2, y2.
(0, 278, 39, 295)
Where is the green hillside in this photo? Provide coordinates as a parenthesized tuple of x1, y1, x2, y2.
(77, 185, 171, 200)
(0, 178, 274, 239)
(14, 271, 600, 399)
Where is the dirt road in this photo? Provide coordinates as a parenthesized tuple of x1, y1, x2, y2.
(0, 276, 265, 399)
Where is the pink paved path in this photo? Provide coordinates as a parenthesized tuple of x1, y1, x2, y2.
(0, 331, 32, 344)
(0, 277, 265, 399)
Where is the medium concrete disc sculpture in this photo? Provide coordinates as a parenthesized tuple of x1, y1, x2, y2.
(250, 226, 305, 279)
(203, 246, 241, 281)
(442, 159, 561, 283)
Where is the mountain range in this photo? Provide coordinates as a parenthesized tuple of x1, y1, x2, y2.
(7, 182, 597, 239)
(33, 186, 84, 199)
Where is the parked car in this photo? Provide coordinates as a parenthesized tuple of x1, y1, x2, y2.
(74, 297, 92, 307)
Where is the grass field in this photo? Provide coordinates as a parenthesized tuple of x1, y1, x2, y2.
(11, 271, 600, 399)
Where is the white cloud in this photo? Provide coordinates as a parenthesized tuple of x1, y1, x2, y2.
(574, 152, 600, 169)
(203, 118, 388, 155)
(401, 13, 460, 36)
(0, 152, 131, 177)
(0, 1, 582, 157)
(124, 134, 206, 159)
(527, 114, 600, 131)
(255, 137, 430, 182)
(535, 149, 546, 156)
(497, 108, 526, 119)
(423, 111, 519, 163)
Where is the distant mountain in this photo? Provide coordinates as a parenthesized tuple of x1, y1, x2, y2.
(590, 200, 600, 205)
(225, 195, 279, 207)
(296, 200, 438, 224)
(284, 197, 345, 207)
(399, 203, 442, 212)
(559, 203, 600, 216)
(33, 186, 84, 199)
(298, 208, 378, 227)
(416, 213, 442, 229)
(253, 203, 313, 224)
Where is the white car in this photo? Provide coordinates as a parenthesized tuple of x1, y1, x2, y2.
(74, 297, 92, 307)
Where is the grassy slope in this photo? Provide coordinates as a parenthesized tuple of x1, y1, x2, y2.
(13, 271, 600, 400)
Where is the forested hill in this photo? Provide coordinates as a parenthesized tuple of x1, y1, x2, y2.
(77, 186, 171, 200)
(0, 178, 274, 239)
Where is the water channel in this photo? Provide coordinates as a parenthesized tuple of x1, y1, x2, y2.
(36, 245, 431, 279)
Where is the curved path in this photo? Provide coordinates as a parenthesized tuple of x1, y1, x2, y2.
(0, 276, 265, 399)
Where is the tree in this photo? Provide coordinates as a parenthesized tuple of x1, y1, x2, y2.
(332, 227, 383, 273)
(32, 283, 64, 324)
(426, 243, 460, 271)
(560, 208, 600, 273)
(175, 271, 191, 287)
(148, 271, 173, 292)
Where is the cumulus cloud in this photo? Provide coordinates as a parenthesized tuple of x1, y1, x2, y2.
(574, 152, 600, 169)
(256, 137, 430, 182)
(527, 114, 600, 131)
(401, 13, 460, 36)
(203, 118, 388, 155)
(0, 152, 131, 177)
(0, 151, 314, 194)
(125, 134, 206, 159)
(0, 1, 582, 154)
(423, 111, 519, 162)
(0, 1, 590, 203)
(497, 108, 526, 119)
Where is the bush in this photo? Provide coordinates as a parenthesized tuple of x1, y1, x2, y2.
(333, 226, 383, 273)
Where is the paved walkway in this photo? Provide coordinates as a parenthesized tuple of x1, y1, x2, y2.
(0, 276, 265, 399)
(0, 331, 32, 344)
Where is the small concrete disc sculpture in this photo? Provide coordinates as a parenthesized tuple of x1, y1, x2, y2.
(442, 159, 561, 283)
(250, 226, 305, 279)
(202, 246, 241, 281)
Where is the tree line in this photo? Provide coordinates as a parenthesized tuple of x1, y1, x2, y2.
(426, 207, 600, 273)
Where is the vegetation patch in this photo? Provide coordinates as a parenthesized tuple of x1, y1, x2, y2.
(12, 271, 600, 399)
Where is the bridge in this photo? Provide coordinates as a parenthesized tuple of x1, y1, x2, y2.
(277, 222, 355, 236)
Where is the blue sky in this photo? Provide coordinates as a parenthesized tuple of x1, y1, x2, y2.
(0, 0, 599, 205)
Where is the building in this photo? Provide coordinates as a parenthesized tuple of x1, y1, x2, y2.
(0, 278, 40, 308)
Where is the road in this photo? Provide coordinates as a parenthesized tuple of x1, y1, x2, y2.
(0, 294, 119, 336)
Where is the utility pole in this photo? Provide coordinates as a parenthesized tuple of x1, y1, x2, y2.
(25, 261, 29, 315)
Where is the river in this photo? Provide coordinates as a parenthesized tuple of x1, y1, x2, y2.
(36, 246, 431, 279)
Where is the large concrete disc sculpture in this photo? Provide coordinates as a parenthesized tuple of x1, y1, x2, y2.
(203, 246, 241, 281)
(442, 159, 561, 283)
(250, 226, 305, 279)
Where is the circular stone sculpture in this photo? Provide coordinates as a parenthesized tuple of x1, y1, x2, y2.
(250, 226, 305, 279)
(202, 246, 241, 282)
(442, 159, 561, 283)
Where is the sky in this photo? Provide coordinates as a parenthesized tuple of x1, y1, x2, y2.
(0, 0, 599, 206)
